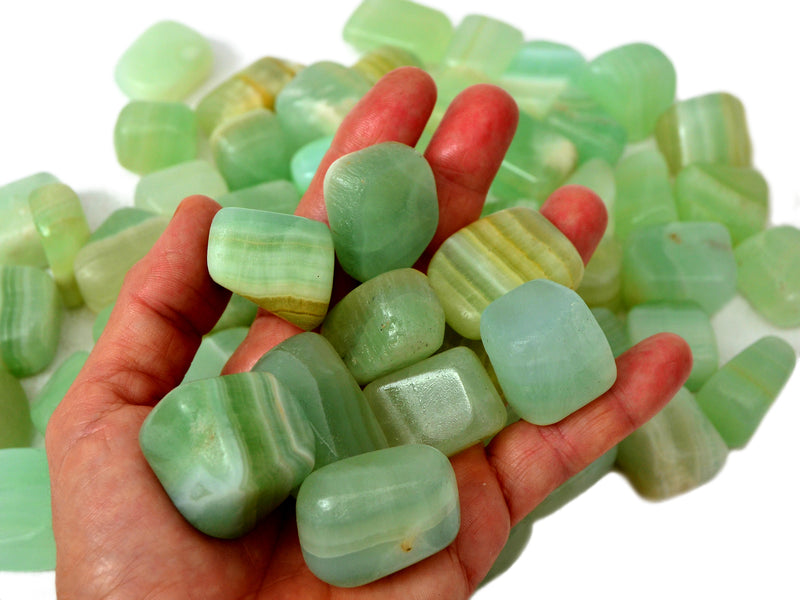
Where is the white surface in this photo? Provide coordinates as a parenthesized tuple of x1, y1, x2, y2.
(1, 1, 798, 598)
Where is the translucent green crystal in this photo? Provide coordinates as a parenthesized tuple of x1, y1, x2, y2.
(564, 157, 616, 235)
(134, 159, 228, 216)
(0, 265, 62, 378)
(352, 45, 422, 84)
(0, 369, 33, 449)
(696, 336, 796, 448)
(207, 208, 334, 331)
(324, 141, 439, 282)
(182, 327, 248, 384)
(216, 179, 300, 213)
(577, 236, 623, 310)
(88, 207, 156, 243)
(0, 448, 56, 571)
(139, 372, 315, 539)
(113, 100, 198, 174)
(30, 350, 90, 435)
(481, 279, 617, 426)
(321, 268, 445, 385)
(296, 444, 459, 587)
(0, 172, 58, 267)
(210, 294, 258, 334)
(363, 347, 506, 456)
(290, 135, 333, 194)
(590, 307, 630, 358)
(114, 20, 213, 101)
(442, 14, 523, 78)
(734, 226, 800, 327)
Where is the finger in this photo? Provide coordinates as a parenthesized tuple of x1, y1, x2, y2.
(540, 184, 608, 265)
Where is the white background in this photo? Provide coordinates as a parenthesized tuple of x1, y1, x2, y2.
(1, 1, 799, 598)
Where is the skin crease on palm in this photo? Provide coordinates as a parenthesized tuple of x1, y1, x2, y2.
(44, 67, 692, 600)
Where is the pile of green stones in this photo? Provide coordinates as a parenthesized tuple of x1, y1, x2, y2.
(1, 0, 798, 588)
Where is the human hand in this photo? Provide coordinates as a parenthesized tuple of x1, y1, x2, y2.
(45, 67, 691, 599)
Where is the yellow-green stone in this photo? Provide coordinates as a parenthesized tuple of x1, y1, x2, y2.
(352, 45, 422, 84)
(442, 14, 523, 78)
(0, 369, 33, 449)
(0, 172, 58, 267)
(577, 236, 623, 310)
(30, 350, 90, 435)
(217, 179, 300, 213)
(134, 159, 228, 216)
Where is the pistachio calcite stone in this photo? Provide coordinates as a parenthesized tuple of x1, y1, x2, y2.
(577, 236, 622, 310)
(324, 141, 439, 282)
(217, 179, 300, 214)
(207, 208, 334, 330)
(621, 221, 737, 314)
(590, 307, 630, 358)
(437, 324, 503, 401)
(0, 171, 58, 267)
(290, 135, 333, 194)
(182, 327, 248, 384)
(616, 387, 728, 500)
(0, 368, 33, 449)
(734, 225, 800, 327)
(363, 347, 506, 456)
(696, 336, 796, 449)
(427, 205, 584, 340)
(114, 20, 213, 101)
(296, 444, 459, 587)
(30, 350, 89, 435)
(134, 160, 228, 216)
(321, 268, 445, 384)
(210, 294, 258, 334)
(481, 279, 617, 426)
(139, 372, 315, 539)
(0, 265, 62, 378)
(0, 448, 56, 571)
(253, 332, 388, 470)
(28, 182, 91, 307)
(442, 14, 522, 77)
(352, 45, 422, 84)
(564, 157, 616, 235)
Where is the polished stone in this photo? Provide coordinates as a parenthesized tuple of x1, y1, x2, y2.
(30, 350, 89, 435)
(577, 236, 622, 310)
(352, 45, 422, 84)
(0, 172, 58, 267)
(442, 14, 522, 77)
(182, 327, 248, 384)
(134, 160, 228, 216)
(217, 179, 300, 214)
(210, 294, 258, 334)
(290, 135, 334, 194)
(0, 369, 33, 449)
(590, 307, 630, 358)
(564, 157, 616, 236)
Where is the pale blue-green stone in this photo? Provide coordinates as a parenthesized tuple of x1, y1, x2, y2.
(216, 180, 300, 214)
(182, 327, 248, 384)
(0, 172, 58, 267)
(30, 350, 90, 435)
(134, 159, 228, 216)
(290, 135, 334, 194)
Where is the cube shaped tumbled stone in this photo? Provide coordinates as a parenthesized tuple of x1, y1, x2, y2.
(207, 208, 334, 330)
(139, 372, 315, 539)
(296, 444, 459, 587)
(0, 172, 58, 267)
(0, 369, 33, 449)
(134, 160, 228, 216)
(30, 350, 89, 435)
(442, 14, 523, 77)
(481, 279, 617, 426)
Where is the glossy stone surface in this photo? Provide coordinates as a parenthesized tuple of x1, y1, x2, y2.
(253, 332, 388, 470)
(0, 369, 33, 449)
(290, 135, 333, 194)
(627, 301, 718, 391)
(0, 448, 56, 571)
(30, 350, 89, 435)
(0, 172, 57, 267)
(296, 444, 459, 587)
(321, 268, 445, 384)
(324, 141, 438, 281)
(134, 160, 228, 216)
(182, 327, 248, 384)
(481, 279, 616, 425)
(352, 45, 422, 84)
(590, 307, 630, 358)
(210, 108, 292, 190)
(210, 294, 258, 334)
(655, 92, 752, 174)
(577, 236, 622, 310)
(427, 206, 584, 340)
(113, 101, 198, 174)
(114, 20, 213, 101)
(28, 182, 91, 307)
(437, 324, 503, 401)
(217, 179, 300, 213)
(442, 14, 522, 77)
(616, 387, 728, 500)
(621, 221, 737, 314)
(207, 208, 334, 330)
(734, 226, 800, 327)
(363, 347, 506, 456)
(674, 163, 768, 246)
(696, 336, 796, 448)
(0, 265, 62, 378)
(139, 372, 315, 539)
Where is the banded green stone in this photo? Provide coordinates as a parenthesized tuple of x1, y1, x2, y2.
(577, 236, 623, 310)
(207, 208, 334, 331)
(217, 179, 300, 213)
(427, 206, 584, 340)
(695, 336, 796, 448)
(442, 14, 523, 77)
(182, 327, 248, 384)
(134, 160, 228, 216)
(352, 45, 422, 84)
(139, 372, 315, 539)
(590, 307, 630, 358)
(296, 444, 459, 587)
(0, 369, 33, 449)
(0, 172, 58, 267)
(290, 136, 333, 195)
(30, 350, 89, 435)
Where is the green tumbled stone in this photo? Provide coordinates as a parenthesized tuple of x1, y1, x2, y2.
(564, 157, 616, 236)
(217, 180, 300, 213)
(696, 336, 796, 449)
(134, 160, 228, 216)
(481, 279, 617, 426)
(74, 211, 169, 313)
(182, 327, 248, 384)
(28, 182, 91, 307)
(616, 387, 728, 500)
(352, 45, 422, 84)
(621, 221, 737, 314)
(290, 136, 334, 194)
(113, 101, 198, 175)
(0, 172, 58, 267)
(296, 444, 459, 587)
(0, 265, 62, 378)
(207, 208, 334, 330)
(442, 14, 523, 78)
(210, 294, 258, 334)
(655, 92, 752, 174)
(321, 268, 445, 385)
(427, 206, 584, 340)
(114, 20, 213, 101)
(92, 303, 114, 342)
(674, 163, 768, 246)
(343, 0, 454, 65)
(578, 43, 676, 142)
(363, 346, 506, 456)
(139, 372, 315, 539)
(734, 226, 800, 327)
(0, 369, 33, 449)
(210, 108, 292, 191)
(30, 350, 89, 435)
(590, 307, 630, 358)
(438, 324, 503, 401)
(253, 332, 388, 470)
(324, 141, 439, 282)
(627, 302, 718, 392)
(0, 448, 56, 571)
(577, 236, 623, 310)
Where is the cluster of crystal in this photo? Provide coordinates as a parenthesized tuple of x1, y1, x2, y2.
(139, 372, 315, 539)
(427, 205, 584, 340)
(296, 444, 459, 587)
(207, 208, 334, 330)
(0, 172, 58, 267)
(182, 327, 248, 383)
(442, 14, 522, 77)
(0, 369, 33, 449)
(30, 350, 89, 435)
(134, 160, 228, 216)
(352, 45, 422, 84)
(217, 179, 300, 214)
(324, 141, 439, 282)
(481, 279, 616, 425)
(290, 136, 333, 194)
